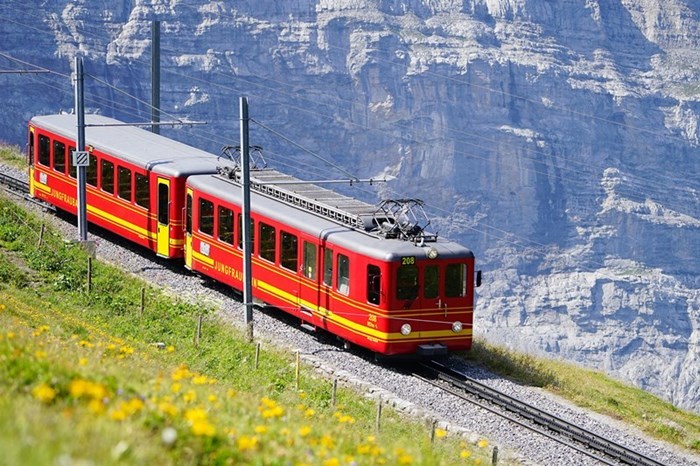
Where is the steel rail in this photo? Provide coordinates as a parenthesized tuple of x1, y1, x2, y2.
(0, 171, 55, 211)
(419, 360, 665, 466)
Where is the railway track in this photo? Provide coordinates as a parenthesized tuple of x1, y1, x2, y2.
(0, 167, 680, 465)
(0, 170, 55, 211)
(417, 360, 666, 466)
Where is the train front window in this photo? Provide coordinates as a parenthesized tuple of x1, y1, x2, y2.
(280, 231, 298, 271)
(199, 198, 214, 236)
(337, 254, 350, 295)
(259, 222, 276, 262)
(445, 263, 467, 297)
(218, 206, 234, 245)
(367, 265, 381, 305)
(396, 265, 418, 300)
(101, 160, 114, 193)
(424, 265, 439, 299)
(53, 141, 66, 174)
(302, 241, 316, 280)
(38, 135, 50, 167)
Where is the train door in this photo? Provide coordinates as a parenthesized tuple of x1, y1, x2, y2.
(156, 177, 170, 257)
(184, 189, 193, 269)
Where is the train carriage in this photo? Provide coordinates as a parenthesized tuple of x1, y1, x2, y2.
(186, 168, 477, 356)
(28, 114, 226, 258)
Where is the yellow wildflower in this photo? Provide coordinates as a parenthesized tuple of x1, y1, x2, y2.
(171, 365, 193, 381)
(170, 382, 182, 393)
(323, 458, 339, 466)
(460, 449, 472, 459)
(192, 375, 208, 385)
(183, 390, 197, 403)
(34, 350, 47, 359)
(191, 419, 216, 437)
(32, 383, 56, 404)
(398, 454, 413, 465)
(208, 394, 217, 403)
(477, 439, 489, 449)
(435, 428, 447, 438)
(298, 426, 311, 437)
(78, 357, 88, 366)
(254, 425, 268, 434)
(237, 435, 258, 452)
(184, 408, 208, 423)
(87, 398, 106, 414)
(226, 388, 236, 398)
(166, 345, 175, 353)
(158, 401, 179, 417)
(304, 408, 315, 418)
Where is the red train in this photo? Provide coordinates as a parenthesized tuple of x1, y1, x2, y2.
(28, 114, 480, 356)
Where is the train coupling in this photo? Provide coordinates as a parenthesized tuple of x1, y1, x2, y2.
(417, 343, 448, 356)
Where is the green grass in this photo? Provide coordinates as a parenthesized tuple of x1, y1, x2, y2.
(0, 144, 26, 169)
(0, 190, 492, 465)
(466, 339, 700, 452)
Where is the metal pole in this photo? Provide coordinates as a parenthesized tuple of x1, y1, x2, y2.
(240, 97, 254, 340)
(151, 20, 161, 134)
(74, 56, 88, 242)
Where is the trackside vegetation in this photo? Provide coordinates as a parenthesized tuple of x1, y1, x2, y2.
(0, 195, 493, 464)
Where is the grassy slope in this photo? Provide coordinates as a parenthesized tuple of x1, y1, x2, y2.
(0, 156, 491, 464)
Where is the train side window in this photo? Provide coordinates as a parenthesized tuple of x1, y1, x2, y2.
(424, 265, 439, 299)
(323, 248, 333, 286)
(259, 222, 276, 262)
(135, 173, 149, 208)
(237, 214, 254, 249)
(337, 253, 350, 295)
(101, 160, 114, 193)
(302, 241, 317, 280)
(118, 166, 131, 201)
(69, 147, 76, 178)
(367, 264, 381, 305)
(87, 154, 98, 187)
(280, 231, 298, 272)
(186, 193, 192, 234)
(445, 263, 466, 297)
(218, 206, 234, 245)
(396, 265, 418, 300)
(199, 198, 214, 236)
(38, 135, 50, 166)
(53, 141, 66, 174)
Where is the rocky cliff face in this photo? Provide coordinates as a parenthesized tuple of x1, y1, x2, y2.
(1, 0, 698, 411)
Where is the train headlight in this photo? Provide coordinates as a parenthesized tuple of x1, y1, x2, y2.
(426, 247, 439, 259)
(451, 321, 463, 333)
(400, 323, 412, 336)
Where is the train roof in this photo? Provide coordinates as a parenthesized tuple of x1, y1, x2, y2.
(187, 173, 474, 262)
(30, 114, 226, 177)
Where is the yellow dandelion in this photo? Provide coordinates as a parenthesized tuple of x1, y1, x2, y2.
(87, 398, 106, 414)
(237, 435, 258, 452)
(254, 425, 268, 434)
(158, 401, 179, 417)
(0, 304, 5, 311)
(119, 345, 134, 355)
(304, 408, 315, 418)
(183, 390, 197, 403)
(366, 435, 376, 443)
(262, 405, 284, 419)
(184, 408, 208, 423)
(323, 458, 339, 466)
(298, 426, 311, 437)
(357, 444, 371, 455)
(398, 454, 413, 465)
(6, 332, 15, 340)
(460, 449, 472, 459)
(477, 439, 489, 449)
(171, 365, 193, 381)
(110, 408, 127, 421)
(338, 414, 355, 424)
(34, 350, 47, 359)
(170, 382, 182, 394)
(32, 383, 56, 404)
(79, 340, 94, 348)
(166, 345, 175, 353)
(78, 357, 88, 366)
(226, 388, 236, 398)
(208, 394, 217, 403)
(191, 419, 216, 437)
(192, 375, 208, 385)
(124, 398, 144, 415)
(320, 435, 334, 448)
(435, 428, 447, 438)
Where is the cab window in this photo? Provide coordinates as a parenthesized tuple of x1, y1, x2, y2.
(367, 265, 381, 305)
(302, 241, 317, 280)
(445, 264, 466, 297)
(118, 166, 131, 200)
(323, 248, 333, 286)
(396, 265, 418, 300)
(38, 135, 50, 166)
(86, 154, 98, 186)
(101, 160, 114, 193)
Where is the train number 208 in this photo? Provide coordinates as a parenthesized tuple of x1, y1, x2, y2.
(401, 256, 416, 265)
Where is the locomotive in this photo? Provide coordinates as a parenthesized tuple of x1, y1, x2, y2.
(27, 114, 480, 356)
